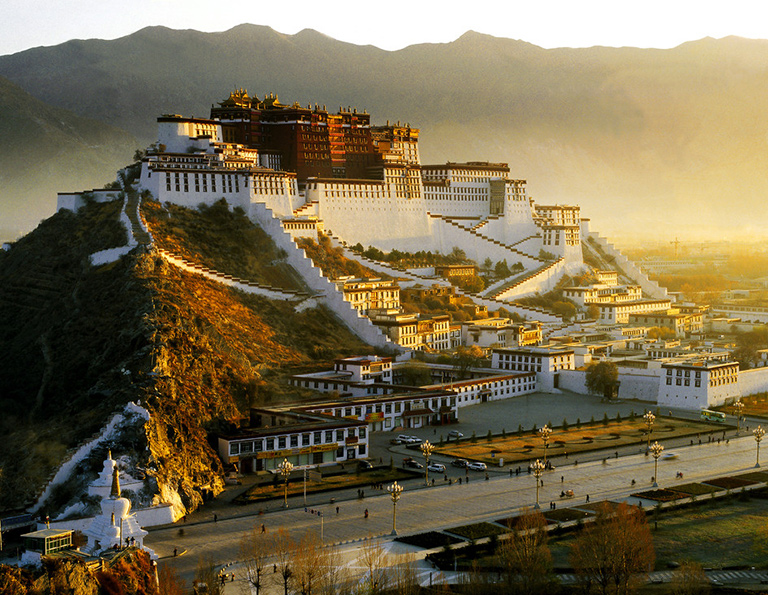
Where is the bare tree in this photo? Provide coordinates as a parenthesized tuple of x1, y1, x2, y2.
(671, 561, 710, 595)
(240, 524, 272, 595)
(497, 508, 553, 594)
(386, 552, 420, 595)
(272, 528, 295, 595)
(317, 544, 352, 595)
(194, 555, 222, 595)
(357, 539, 389, 594)
(293, 532, 326, 595)
(570, 502, 654, 595)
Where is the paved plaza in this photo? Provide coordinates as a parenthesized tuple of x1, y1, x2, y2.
(144, 390, 760, 591)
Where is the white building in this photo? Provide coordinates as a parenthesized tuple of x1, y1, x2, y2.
(491, 345, 576, 391)
(657, 360, 740, 410)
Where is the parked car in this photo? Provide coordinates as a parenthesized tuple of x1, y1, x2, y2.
(427, 462, 446, 473)
(405, 436, 422, 444)
(390, 438, 403, 445)
(451, 458, 468, 468)
(467, 461, 487, 471)
(447, 430, 464, 439)
(397, 434, 411, 442)
(403, 457, 423, 469)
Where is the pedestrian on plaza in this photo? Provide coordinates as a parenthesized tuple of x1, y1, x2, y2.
(540, 479, 544, 487)
(586, 494, 590, 503)
(173, 548, 177, 557)
(561, 475, 564, 483)
(336, 506, 340, 515)
(261, 523, 266, 533)
(214, 514, 217, 523)
(364, 509, 369, 519)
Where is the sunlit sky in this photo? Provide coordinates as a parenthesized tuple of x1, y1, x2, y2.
(3, 0, 768, 56)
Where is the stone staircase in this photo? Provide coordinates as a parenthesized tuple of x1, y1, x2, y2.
(429, 213, 543, 264)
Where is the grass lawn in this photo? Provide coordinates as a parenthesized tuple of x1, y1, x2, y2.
(433, 417, 725, 466)
(546, 494, 768, 570)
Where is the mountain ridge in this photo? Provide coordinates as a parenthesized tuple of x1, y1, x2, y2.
(2, 26, 768, 240)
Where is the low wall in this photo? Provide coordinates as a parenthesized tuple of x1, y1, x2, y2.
(558, 369, 588, 394)
(617, 370, 661, 403)
(739, 367, 768, 396)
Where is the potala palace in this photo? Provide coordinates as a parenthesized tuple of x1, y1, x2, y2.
(55, 89, 768, 416)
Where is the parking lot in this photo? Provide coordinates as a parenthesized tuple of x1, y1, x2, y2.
(368, 389, 713, 475)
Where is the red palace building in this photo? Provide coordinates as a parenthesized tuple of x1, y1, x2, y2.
(209, 89, 419, 183)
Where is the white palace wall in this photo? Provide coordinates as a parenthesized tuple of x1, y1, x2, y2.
(248, 202, 398, 350)
(315, 194, 434, 252)
(738, 367, 768, 397)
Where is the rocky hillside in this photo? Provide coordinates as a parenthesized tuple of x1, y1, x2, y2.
(0, 198, 372, 515)
(0, 548, 162, 595)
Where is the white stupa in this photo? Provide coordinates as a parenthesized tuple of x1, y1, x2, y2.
(88, 450, 144, 499)
(83, 458, 150, 556)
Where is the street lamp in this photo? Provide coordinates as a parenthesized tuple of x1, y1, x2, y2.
(420, 440, 435, 486)
(644, 411, 656, 451)
(538, 425, 552, 466)
(734, 401, 745, 435)
(531, 459, 546, 509)
(649, 441, 664, 487)
(388, 481, 403, 536)
(277, 459, 294, 508)
(754, 426, 765, 468)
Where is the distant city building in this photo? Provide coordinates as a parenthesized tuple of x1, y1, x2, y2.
(627, 309, 704, 338)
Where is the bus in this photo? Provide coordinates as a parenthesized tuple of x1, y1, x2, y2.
(700, 409, 726, 423)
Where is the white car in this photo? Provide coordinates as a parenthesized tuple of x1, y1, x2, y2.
(466, 461, 487, 471)
(661, 452, 678, 460)
(427, 463, 446, 473)
(397, 434, 411, 442)
(405, 436, 422, 444)
(448, 430, 464, 439)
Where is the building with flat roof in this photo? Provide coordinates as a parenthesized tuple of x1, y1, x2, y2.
(334, 277, 400, 315)
(491, 345, 575, 391)
(658, 359, 740, 409)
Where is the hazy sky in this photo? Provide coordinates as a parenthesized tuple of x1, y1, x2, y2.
(3, 0, 768, 56)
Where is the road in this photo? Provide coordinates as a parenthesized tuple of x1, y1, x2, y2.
(147, 430, 764, 590)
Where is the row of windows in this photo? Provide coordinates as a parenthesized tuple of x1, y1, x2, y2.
(230, 426, 367, 456)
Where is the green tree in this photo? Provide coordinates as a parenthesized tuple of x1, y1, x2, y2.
(552, 300, 577, 322)
(647, 326, 676, 340)
(494, 259, 512, 279)
(585, 361, 619, 397)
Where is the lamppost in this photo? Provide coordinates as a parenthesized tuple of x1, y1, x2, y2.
(649, 441, 664, 487)
(277, 459, 294, 508)
(754, 426, 765, 468)
(644, 411, 656, 451)
(531, 459, 546, 509)
(538, 425, 552, 466)
(388, 481, 403, 535)
(734, 401, 745, 435)
(421, 440, 434, 486)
